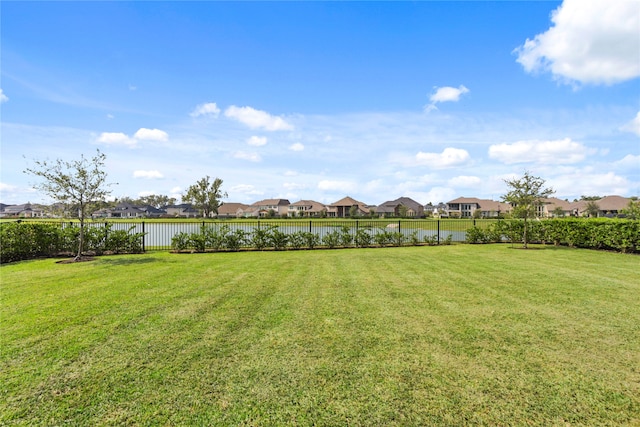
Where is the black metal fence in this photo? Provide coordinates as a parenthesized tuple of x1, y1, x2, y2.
(46, 219, 499, 250)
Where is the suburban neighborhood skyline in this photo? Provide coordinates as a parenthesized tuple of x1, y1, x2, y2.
(1, 1, 639, 206)
(2, 193, 634, 221)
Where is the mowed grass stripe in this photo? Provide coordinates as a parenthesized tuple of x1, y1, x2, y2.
(1, 245, 639, 425)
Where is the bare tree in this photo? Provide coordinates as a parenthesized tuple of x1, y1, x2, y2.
(182, 176, 227, 217)
(502, 171, 554, 248)
(25, 150, 115, 260)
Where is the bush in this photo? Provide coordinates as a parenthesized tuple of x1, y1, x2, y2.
(465, 226, 489, 244)
(322, 230, 341, 249)
(1, 222, 146, 263)
(224, 229, 247, 251)
(269, 227, 289, 250)
(339, 225, 354, 247)
(288, 231, 307, 249)
(355, 229, 373, 248)
(171, 232, 191, 251)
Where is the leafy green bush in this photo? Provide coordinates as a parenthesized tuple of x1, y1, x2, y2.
(339, 225, 354, 247)
(224, 229, 247, 251)
(288, 231, 307, 249)
(465, 226, 489, 244)
(355, 229, 373, 248)
(171, 232, 190, 251)
(322, 230, 341, 249)
(269, 227, 289, 250)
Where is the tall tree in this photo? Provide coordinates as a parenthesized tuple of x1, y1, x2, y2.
(502, 171, 554, 248)
(25, 150, 115, 260)
(182, 176, 226, 217)
(138, 194, 176, 209)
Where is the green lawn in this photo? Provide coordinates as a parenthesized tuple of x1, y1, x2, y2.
(1, 245, 639, 426)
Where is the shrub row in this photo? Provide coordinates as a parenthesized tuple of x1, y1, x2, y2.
(171, 224, 452, 252)
(0, 222, 146, 263)
(465, 218, 639, 253)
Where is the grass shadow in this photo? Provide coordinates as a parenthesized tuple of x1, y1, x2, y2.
(97, 256, 157, 266)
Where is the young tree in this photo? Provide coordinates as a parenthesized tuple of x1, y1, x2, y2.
(182, 176, 227, 217)
(24, 150, 115, 260)
(621, 199, 640, 219)
(584, 201, 600, 218)
(502, 171, 554, 248)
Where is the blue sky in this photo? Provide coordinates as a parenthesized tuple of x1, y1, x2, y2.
(1, 0, 639, 206)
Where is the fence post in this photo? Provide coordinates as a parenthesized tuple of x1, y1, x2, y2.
(437, 220, 440, 244)
(398, 220, 401, 233)
(142, 221, 145, 252)
(309, 220, 312, 233)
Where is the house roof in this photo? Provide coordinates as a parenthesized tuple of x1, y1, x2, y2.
(447, 197, 508, 212)
(289, 200, 327, 211)
(329, 196, 367, 207)
(377, 197, 424, 213)
(571, 195, 631, 212)
(593, 195, 632, 211)
(544, 197, 573, 210)
(218, 203, 249, 215)
(251, 199, 290, 207)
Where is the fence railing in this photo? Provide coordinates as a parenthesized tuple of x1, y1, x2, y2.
(47, 219, 497, 250)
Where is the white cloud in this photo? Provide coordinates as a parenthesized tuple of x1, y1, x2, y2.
(621, 112, 640, 136)
(0, 89, 8, 103)
(289, 142, 305, 152)
(0, 182, 17, 192)
(106, 114, 115, 120)
(430, 85, 470, 103)
(247, 136, 268, 146)
(133, 170, 164, 179)
(552, 171, 631, 197)
(224, 105, 294, 131)
(318, 180, 357, 192)
(448, 175, 482, 188)
(615, 154, 640, 170)
(415, 148, 471, 168)
(128, 84, 137, 91)
(230, 184, 264, 196)
(284, 170, 298, 177)
(489, 138, 592, 164)
(423, 187, 457, 205)
(134, 128, 169, 142)
(191, 102, 221, 118)
(515, 0, 640, 85)
(233, 151, 261, 162)
(425, 85, 469, 112)
(283, 182, 306, 191)
(96, 132, 136, 147)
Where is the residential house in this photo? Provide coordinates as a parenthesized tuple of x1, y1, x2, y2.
(216, 202, 249, 218)
(572, 195, 631, 217)
(288, 200, 328, 217)
(244, 199, 291, 217)
(376, 197, 424, 218)
(446, 197, 508, 218)
(0, 203, 46, 218)
(424, 202, 449, 218)
(93, 202, 148, 219)
(164, 203, 199, 218)
(540, 197, 574, 217)
(328, 196, 370, 218)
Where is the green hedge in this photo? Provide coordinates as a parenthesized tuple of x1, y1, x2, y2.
(465, 218, 639, 253)
(0, 222, 146, 263)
